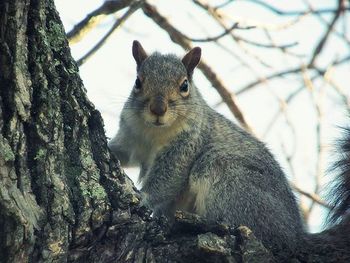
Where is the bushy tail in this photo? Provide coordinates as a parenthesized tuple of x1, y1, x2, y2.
(299, 127, 350, 262)
(328, 127, 350, 223)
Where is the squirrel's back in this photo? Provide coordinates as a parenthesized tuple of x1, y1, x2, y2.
(187, 109, 304, 252)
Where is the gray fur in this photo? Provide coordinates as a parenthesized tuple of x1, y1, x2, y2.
(109, 42, 304, 252)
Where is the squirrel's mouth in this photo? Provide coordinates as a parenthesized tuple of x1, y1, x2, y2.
(144, 115, 171, 128)
(153, 120, 165, 126)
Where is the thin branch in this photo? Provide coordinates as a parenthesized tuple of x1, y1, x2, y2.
(195, 0, 310, 30)
(308, 0, 345, 67)
(245, 0, 349, 16)
(68, 15, 105, 45)
(264, 30, 305, 58)
(192, 0, 274, 68)
(234, 35, 298, 50)
(236, 55, 350, 95)
(262, 85, 307, 137)
(302, 0, 350, 46)
(323, 71, 350, 109)
(216, 42, 265, 80)
(142, 2, 254, 133)
(67, 0, 137, 44)
(214, 0, 234, 10)
(280, 134, 331, 217)
(187, 9, 256, 72)
(252, 13, 309, 31)
(77, 1, 143, 66)
(183, 22, 256, 43)
(236, 67, 303, 95)
(290, 182, 331, 209)
(281, 138, 331, 210)
(301, 66, 326, 220)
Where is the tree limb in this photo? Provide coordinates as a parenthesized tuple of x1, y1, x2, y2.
(67, 0, 137, 44)
(76, 1, 143, 66)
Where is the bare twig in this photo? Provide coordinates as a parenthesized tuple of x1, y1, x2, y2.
(214, 0, 234, 10)
(236, 55, 350, 95)
(281, 138, 331, 211)
(323, 72, 350, 109)
(281, 136, 331, 220)
(192, 0, 274, 67)
(290, 182, 331, 209)
(235, 35, 298, 50)
(67, 0, 137, 44)
(77, 1, 143, 66)
(245, 0, 349, 16)
(183, 23, 256, 43)
(262, 85, 308, 137)
(301, 67, 326, 220)
(308, 0, 345, 67)
(302, 0, 350, 46)
(236, 67, 303, 95)
(264, 30, 304, 58)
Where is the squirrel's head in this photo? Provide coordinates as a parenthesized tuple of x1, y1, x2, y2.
(126, 40, 201, 129)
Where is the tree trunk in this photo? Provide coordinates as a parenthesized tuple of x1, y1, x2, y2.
(0, 0, 275, 262)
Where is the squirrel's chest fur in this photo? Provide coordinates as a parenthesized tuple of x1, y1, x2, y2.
(132, 119, 194, 184)
(141, 120, 212, 215)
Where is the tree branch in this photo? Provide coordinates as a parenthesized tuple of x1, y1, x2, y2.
(291, 183, 331, 209)
(67, 0, 137, 44)
(183, 22, 255, 43)
(235, 55, 350, 95)
(245, 0, 349, 16)
(76, 1, 143, 66)
(308, 0, 345, 67)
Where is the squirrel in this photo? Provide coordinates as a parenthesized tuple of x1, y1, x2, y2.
(108, 40, 350, 258)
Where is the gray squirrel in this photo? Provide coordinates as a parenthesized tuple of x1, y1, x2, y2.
(108, 40, 350, 257)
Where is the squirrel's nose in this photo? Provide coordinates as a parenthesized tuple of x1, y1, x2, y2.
(150, 98, 167, 116)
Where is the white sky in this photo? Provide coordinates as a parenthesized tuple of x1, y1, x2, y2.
(55, 0, 350, 232)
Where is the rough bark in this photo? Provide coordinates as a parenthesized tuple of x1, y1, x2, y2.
(0, 0, 275, 262)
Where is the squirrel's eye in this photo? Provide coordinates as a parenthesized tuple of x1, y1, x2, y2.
(134, 78, 142, 93)
(180, 79, 189, 96)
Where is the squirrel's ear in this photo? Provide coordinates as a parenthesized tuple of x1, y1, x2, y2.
(132, 40, 148, 69)
(182, 47, 201, 77)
